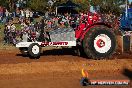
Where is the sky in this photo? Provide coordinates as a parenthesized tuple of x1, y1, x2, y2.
(129, 0, 132, 3)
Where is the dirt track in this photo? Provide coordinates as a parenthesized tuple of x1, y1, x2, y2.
(0, 47, 132, 88)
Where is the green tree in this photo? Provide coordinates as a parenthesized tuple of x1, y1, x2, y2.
(73, 0, 90, 12)
(91, 0, 126, 16)
(53, 0, 90, 12)
(0, 0, 9, 8)
(52, 0, 65, 11)
(27, 0, 48, 12)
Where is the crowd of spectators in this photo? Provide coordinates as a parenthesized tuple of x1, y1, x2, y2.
(1, 6, 37, 45)
(2, 7, 81, 45)
(0, 6, 33, 24)
(1, 5, 118, 45)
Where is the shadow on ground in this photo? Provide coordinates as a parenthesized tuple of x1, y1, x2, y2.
(16, 48, 132, 60)
(16, 48, 87, 59)
(42, 48, 75, 55)
(42, 48, 87, 58)
(16, 54, 40, 59)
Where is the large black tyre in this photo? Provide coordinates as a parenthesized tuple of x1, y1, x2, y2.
(19, 47, 28, 56)
(83, 25, 116, 59)
(28, 43, 41, 58)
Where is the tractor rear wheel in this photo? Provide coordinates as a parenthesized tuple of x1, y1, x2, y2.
(83, 25, 116, 59)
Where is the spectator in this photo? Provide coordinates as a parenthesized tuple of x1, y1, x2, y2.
(5, 9, 9, 22)
(29, 10, 33, 22)
(3, 24, 8, 44)
(11, 23, 16, 40)
(0, 6, 3, 17)
(34, 22, 40, 31)
(38, 19, 45, 41)
(54, 16, 59, 27)
(20, 8, 25, 23)
(25, 9, 30, 18)
(47, 20, 52, 29)
(16, 0, 21, 8)
(16, 8, 21, 17)
(0, 6, 3, 23)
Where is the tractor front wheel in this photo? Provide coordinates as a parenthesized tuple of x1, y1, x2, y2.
(83, 26, 116, 59)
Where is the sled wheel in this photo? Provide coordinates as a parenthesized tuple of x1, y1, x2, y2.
(83, 25, 116, 59)
(19, 47, 28, 56)
(28, 43, 41, 58)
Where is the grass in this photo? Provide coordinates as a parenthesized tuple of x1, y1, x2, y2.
(0, 43, 17, 50)
(0, 24, 5, 41)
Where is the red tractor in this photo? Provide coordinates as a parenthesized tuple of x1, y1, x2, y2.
(16, 12, 116, 59)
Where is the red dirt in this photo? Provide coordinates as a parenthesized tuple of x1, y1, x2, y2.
(0, 48, 131, 88)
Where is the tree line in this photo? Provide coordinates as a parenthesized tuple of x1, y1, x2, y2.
(0, 0, 129, 16)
